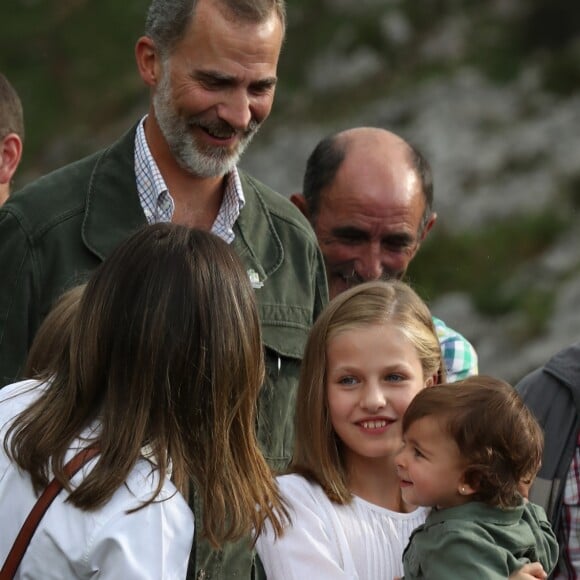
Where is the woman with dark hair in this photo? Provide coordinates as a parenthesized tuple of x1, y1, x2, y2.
(0, 224, 286, 578)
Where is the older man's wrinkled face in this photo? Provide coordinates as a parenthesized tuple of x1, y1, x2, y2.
(313, 157, 431, 299)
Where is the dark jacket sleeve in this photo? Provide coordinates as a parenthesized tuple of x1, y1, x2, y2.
(0, 209, 39, 386)
(517, 363, 579, 529)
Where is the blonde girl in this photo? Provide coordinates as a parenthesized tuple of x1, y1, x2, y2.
(257, 280, 443, 579)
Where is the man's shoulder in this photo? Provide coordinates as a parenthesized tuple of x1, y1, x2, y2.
(518, 342, 580, 390)
(3, 126, 137, 239)
(1, 152, 100, 239)
(517, 341, 580, 412)
(239, 171, 318, 242)
(17, 147, 102, 193)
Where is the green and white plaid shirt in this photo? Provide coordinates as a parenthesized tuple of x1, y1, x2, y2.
(432, 316, 478, 383)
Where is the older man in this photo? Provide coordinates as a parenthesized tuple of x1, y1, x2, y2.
(0, 1, 327, 578)
(0, 73, 24, 205)
(291, 127, 477, 382)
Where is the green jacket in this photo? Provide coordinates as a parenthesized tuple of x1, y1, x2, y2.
(403, 501, 558, 579)
(0, 124, 328, 578)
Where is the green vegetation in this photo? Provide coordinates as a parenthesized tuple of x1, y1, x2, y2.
(407, 211, 570, 318)
(3, 0, 578, 171)
(2, 0, 578, 346)
(0, 0, 146, 160)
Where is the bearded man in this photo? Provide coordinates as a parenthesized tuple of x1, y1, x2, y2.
(0, 2, 327, 576)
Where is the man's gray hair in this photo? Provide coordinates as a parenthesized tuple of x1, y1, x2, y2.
(303, 132, 434, 232)
(145, 0, 286, 59)
(0, 73, 24, 141)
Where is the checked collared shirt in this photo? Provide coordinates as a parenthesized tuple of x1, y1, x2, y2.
(134, 116, 244, 243)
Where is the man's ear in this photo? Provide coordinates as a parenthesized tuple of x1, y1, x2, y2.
(135, 36, 162, 88)
(290, 193, 310, 220)
(419, 212, 437, 242)
(0, 133, 23, 185)
(410, 212, 437, 263)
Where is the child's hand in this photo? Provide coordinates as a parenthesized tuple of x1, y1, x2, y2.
(510, 562, 547, 579)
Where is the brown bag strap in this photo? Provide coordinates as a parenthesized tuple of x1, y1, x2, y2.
(0, 445, 100, 580)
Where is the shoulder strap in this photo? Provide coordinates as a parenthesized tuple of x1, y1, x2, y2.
(0, 445, 100, 580)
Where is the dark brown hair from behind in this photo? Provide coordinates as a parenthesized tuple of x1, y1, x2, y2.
(5, 223, 286, 547)
(402, 375, 544, 508)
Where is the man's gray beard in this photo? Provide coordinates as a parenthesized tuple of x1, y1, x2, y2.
(152, 70, 259, 178)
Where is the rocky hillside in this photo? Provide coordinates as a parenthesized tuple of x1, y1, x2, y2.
(243, 0, 580, 381)
(242, 69, 580, 382)
(3, 0, 580, 382)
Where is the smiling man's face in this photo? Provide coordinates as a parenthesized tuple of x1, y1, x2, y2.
(152, 0, 283, 177)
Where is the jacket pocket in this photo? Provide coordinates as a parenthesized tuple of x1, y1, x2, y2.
(257, 321, 310, 472)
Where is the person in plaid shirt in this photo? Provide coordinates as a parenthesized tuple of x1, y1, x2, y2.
(433, 316, 478, 383)
(291, 127, 478, 382)
(518, 341, 580, 579)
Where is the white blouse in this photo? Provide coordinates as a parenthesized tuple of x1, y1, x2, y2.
(256, 473, 428, 580)
(0, 380, 194, 579)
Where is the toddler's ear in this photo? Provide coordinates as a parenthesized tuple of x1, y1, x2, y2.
(458, 478, 477, 497)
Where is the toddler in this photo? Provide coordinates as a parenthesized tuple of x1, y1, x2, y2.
(396, 375, 558, 579)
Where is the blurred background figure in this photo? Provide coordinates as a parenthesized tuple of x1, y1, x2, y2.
(517, 341, 580, 578)
(0, 73, 24, 205)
